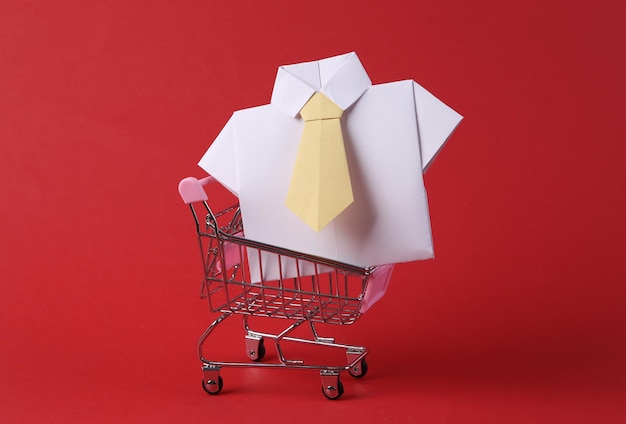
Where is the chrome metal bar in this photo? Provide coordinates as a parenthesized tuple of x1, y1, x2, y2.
(274, 319, 306, 365)
(197, 311, 232, 364)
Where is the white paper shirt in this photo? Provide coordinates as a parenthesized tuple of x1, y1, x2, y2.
(199, 52, 462, 281)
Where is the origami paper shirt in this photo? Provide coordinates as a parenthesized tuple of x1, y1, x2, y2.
(199, 52, 462, 282)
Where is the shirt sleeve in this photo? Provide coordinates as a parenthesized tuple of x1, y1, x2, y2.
(198, 113, 239, 195)
(413, 81, 463, 172)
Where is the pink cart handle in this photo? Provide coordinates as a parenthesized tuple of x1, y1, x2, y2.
(178, 176, 215, 204)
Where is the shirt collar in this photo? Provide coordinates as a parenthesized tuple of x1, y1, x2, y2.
(270, 52, 372, 118)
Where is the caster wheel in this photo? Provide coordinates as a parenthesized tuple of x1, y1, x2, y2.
(246, 337, 266, 362)
(252, 338, 266, 362)
(348, 358, 368, 378)
(202, 376, 224, 395)
(322, 379, 344, 400)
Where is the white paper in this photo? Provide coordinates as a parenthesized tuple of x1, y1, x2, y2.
(199, 52, 462, 282)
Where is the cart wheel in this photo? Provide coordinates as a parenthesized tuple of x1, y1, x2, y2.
(322, 378, 344, 400)
(348, 358, 368, 378)
(252, 338, 266, 362)
(246, 337, 266, 362)
(201, 376, 224, 395)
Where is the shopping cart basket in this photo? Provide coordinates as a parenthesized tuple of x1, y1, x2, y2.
(178, 176, 393, 399)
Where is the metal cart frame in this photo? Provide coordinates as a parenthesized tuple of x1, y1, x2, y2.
(179, 176, 379, 399)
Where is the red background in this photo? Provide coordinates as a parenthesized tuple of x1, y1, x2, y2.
(2, 0, 625, 422)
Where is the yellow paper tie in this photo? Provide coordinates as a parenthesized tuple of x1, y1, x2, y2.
(286, 92, 354, 232)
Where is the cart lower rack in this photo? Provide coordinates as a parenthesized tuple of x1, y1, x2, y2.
(179, 176, 390, 399)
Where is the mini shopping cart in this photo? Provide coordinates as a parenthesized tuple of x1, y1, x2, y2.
(178, 176, 393, 400)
